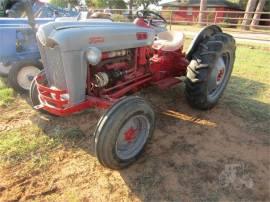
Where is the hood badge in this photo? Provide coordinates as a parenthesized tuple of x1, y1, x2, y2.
(89, 37, 105, 44)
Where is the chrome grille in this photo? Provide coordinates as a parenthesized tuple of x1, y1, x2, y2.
(37, 40, 67, 90)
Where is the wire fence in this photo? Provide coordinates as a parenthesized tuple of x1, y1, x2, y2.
(91, 9, 270, 31)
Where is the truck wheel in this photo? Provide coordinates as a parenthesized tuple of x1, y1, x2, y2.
(8, 60, 43, 94)
(94, 96, 155, 169)
(185, 32, 236, 110)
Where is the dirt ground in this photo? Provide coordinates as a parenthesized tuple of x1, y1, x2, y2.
(0, 85, 269, 202)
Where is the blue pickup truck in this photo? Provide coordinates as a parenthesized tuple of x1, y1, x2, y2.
(0, 0, 78, 93)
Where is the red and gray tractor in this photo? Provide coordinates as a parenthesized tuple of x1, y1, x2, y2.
(31, 10, 236, 169)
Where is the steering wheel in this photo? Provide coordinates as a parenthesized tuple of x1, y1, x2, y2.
(136, 10, 167, 28)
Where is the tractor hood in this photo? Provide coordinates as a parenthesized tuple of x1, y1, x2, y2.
(37, 21, 156, 52)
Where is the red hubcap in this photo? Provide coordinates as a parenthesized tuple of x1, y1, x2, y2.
(124, 127, 137, 143)
(217, 69, 225, 82)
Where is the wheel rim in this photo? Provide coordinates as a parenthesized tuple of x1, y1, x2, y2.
(17, 66, 41, 90)
(208, 53, 230, 100)
(115, 115, 150, 160)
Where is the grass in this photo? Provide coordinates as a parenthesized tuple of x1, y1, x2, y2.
(0, 125, 58, 167)
(224, 46, 270, 124)
(0, 77, 14, 106)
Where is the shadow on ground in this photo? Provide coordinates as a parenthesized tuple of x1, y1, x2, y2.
(28, 75, 269, 201)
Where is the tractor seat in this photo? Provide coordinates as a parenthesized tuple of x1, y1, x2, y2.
(152, 31, 185, 52)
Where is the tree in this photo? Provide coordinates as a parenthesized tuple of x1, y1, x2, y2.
(88, 0, 126, 9)
(108, 0, 126, 9)
(198, 0, 207, 26)
(127, 0, 133, 18)
(49, 0, 79, 8)
(241, 0, 258, 30)
(251, 0, 266, 28)
(85, 0, 91, 7)
(135, 0, 159, 9)
(92, 0, 106, 8)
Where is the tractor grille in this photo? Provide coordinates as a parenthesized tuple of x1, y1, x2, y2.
(37, 40, 67, 90)
(37, 38, 87, 106)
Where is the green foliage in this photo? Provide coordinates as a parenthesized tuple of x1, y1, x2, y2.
(91, 0, 106, 8)
(111, 14, 128, 22)
(0, 126, 58, 165)
(109, 0, 127, 9)
(49, 0, 79, 8)
(228, 0, 249, 9)
(0, 0, 6, 17)
(90, 0, 126, 9)
(0, 78, 14, 107)
(135, 0, 159, 9)
(85, 0, 92, 8)
(265, 0, 270, 11)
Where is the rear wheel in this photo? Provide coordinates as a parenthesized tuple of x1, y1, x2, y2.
(185, 32, 236, 110)
(94, 96, 155, 169)
(8, 60, 43, 94)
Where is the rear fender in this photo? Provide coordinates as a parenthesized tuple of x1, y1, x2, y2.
(186, 25, 222, 61)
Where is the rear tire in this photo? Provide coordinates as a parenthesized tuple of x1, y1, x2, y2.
(94, 96, 155, 169)
(8, 60, 43, 94)
(185, 32, 236, 110)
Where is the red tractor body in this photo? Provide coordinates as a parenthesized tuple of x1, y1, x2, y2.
(34, 17, 189, 116)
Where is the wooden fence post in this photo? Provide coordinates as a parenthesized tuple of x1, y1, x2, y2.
(242, 0, 258, 30)
(170, 10, 172, 30)
(199, 0, 207, 26)
(251, 0, 266, 29)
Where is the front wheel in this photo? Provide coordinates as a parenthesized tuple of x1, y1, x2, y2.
(94, 96, 156, 169)
(29, 71, 54, 116)
(185, 32, 236, 110)
(8, 60, 43, 94)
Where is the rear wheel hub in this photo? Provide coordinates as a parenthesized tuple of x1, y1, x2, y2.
(208, 53, 229, 99)
(216, 58, 226, 85)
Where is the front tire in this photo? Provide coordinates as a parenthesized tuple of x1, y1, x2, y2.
(185, 32, 236, 110)
(94, 96, 156, 169)
(29, 78, 41, 107)
(8, 60, 43, 94)
(29, 71, 54, 116)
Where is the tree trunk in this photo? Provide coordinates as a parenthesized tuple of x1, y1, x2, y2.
(128, 0, 133, 20)
(251, 0, 266, 28)
(242, 0, 258, 30)
(198, 0, 207, 26)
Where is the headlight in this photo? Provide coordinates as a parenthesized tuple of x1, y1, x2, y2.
(86, 47, 102, 65)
